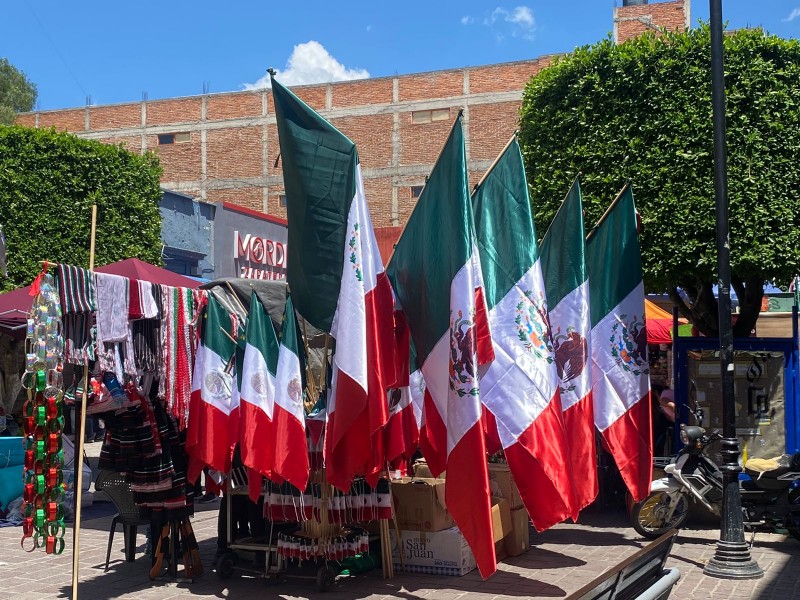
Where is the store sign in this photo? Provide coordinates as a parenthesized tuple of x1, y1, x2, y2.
(234, 231, 287, 280)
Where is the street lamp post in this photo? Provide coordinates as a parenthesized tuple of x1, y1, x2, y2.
(702, 0, 763, 580)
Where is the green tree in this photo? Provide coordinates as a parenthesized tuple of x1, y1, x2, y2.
(519, 26, 800, 337)
(0, 58, 37, 125)
(0, 126, 163, 290)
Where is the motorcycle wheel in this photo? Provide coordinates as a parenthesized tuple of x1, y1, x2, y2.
(630, 491, 689, 539)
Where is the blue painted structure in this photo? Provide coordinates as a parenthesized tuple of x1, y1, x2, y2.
(159, 190, 287, 280)
(671, 306, 800, 457)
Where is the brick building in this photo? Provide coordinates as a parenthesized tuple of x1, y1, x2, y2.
(15, 1, 689, 233)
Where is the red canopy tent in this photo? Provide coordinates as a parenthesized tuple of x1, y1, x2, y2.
(0, 258, 199, 338)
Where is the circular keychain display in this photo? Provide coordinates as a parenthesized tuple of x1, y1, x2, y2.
(20, 266, 66, 555)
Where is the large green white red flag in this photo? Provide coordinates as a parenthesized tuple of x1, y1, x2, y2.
(387, 115, 497, 579)
(272, 294, 309, 491)
(585, 185, 652, 502)
(270, 74, 396, 491)
(239, 291, 279, 501)
(473, 137, 576, 531)
(187, 295, 237, 482)
(540, 178, 598, 513)
(383, 313, 421, 465)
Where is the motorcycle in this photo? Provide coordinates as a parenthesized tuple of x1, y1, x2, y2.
(629, 406, 800, 540)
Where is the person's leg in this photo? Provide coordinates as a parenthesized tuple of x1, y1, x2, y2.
(216, 495, 228, 557)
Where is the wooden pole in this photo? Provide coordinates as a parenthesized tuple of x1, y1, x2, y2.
(72, 204, 97, 600)
(584, 181, 631, 244)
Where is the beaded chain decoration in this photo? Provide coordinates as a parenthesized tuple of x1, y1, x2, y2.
(20, 269, 67, 555)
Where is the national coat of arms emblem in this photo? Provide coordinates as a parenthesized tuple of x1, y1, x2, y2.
(610, 313, 649, 376)
(514, 290, 554, 363)
(449, 309, 480, 398)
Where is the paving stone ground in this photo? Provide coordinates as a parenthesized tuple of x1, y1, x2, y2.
(2, 446, 798, 599)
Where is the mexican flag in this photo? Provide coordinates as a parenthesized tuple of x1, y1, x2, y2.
(384, 327, 423, 465)
(239, 291, 279, 501)
(387, 115, 497, 579)
(271, 75, 396, 491)
(272, 293, 309, 491)
(585, 185, 652, 503)
(186, 295, 238, 482)
(540, 178, 598, 514)
(473, 137, 576, 531)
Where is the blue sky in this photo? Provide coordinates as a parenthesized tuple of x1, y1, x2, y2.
(4, 1, 800, 111)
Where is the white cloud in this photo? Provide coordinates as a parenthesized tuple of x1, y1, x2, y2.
(464, 6, 536, 40)
(783, 8, 800, 22)
(243, 41, 370, 89)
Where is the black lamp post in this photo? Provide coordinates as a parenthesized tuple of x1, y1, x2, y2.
(702, 0, 763, 580)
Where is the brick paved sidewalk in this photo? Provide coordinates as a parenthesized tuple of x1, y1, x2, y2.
(1, 497, 797, 600)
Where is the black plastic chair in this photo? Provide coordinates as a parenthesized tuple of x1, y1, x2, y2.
(95, 470, 150, 571)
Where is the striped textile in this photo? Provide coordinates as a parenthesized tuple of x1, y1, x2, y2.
(56, 264, 96, 313)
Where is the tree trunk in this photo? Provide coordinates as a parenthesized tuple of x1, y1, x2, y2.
(669, 278, 764, 339)
(670, 281, 719, 337)
(732, 276, 764, 338)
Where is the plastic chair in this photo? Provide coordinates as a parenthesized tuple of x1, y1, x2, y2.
(94, 470, 150, 571)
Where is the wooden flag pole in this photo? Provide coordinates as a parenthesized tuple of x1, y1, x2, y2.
(72, 204, 97, 600)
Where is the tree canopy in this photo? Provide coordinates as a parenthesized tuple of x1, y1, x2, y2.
(519, 26, 800, 337)
(0, 58, 37, 125)
(0, 126, 164, 291)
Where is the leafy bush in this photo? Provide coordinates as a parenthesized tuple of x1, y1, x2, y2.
(0, 125, 163, 291)
(520, 26, 800, 336)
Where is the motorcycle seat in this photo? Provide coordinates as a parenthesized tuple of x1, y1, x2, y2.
(743, 455, 798, 490)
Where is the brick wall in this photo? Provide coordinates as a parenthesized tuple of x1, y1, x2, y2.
(615, 0, 688, 44)
(14, 1, 689, 228)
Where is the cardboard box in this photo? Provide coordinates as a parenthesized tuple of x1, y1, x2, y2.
(491, 497, 512, 543)
(504, 507, 531, 557)
(391, 478, 454, 532)
(390, 527, 477, 576)
(412, 460, 444, 480)
(488, 462, 524, 509)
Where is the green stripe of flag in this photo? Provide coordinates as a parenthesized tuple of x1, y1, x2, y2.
(540, 178, 587, 308)
(246, 291, 279, 377)
(386, 115, 473, 366)
(271, 76, 357, 333)
(586, 186, 642, 327)
(472, 137, 538, 311)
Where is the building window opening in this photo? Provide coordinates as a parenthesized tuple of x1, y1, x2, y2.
(410, 185, 424, 199)
(411, 108, 450, 124)
(279, 194, 287, 208)
(158, 132, 190, 145)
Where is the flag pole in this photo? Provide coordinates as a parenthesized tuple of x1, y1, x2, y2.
(584, 181, 631, 243)
(71, 203, 97, 600)
(471, 132, 518, 193)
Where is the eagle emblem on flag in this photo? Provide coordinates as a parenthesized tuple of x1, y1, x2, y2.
(205, 370, 233, 402)
(610, 314, 649, 376)
(553, 325, 588, 393)
(449, 309, 480, 397)
(515, 290, 554, 363)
